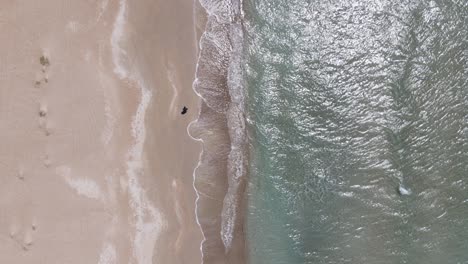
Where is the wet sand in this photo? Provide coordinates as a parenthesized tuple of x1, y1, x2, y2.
(190, 0, 248, 263)
(0, 0, 202, 263)
(121, 0, 204, 263)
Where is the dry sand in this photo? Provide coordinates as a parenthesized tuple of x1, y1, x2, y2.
(0, 0, 202, 263)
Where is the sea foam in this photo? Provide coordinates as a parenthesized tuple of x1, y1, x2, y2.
(111, 2, 163, 263)
(191, 0, 248, 262)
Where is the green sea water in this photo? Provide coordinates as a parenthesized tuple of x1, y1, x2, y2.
(244, 0, 468, 263)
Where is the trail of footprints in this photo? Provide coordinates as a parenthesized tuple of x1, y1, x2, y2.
(37, 55, 51, 137)
(36, 55, 53, 171)
(9, 55, 53, 251)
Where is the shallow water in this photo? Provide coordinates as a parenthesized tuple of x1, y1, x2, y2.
(244, 0, 468, 263)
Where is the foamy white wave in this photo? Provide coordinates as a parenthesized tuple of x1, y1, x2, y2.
(338, 191, 354, 197)
(97, 0, 110, 21)
(98, 71, 118, 146)
(64, 177, 102, 200)
(187, 119, 206, 263)
(398, 184, 412, 196)
(111, 1, 162, 262)
(350, 184, 374, 190)
(101, 95, 116, 145)
(111, 0, 129, 79)
(126, 80, 162, 264)
(220, 195, 236, 250)
(198, 0, 235, 23)
(220, 10, 247, 252)
(98, 243, 117, 264)
(191, 0, 247, 260)
(166, 63, 179, 118)
(56, 166, 102, 200)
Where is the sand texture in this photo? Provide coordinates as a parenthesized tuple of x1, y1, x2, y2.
(0, 0, 202, 263)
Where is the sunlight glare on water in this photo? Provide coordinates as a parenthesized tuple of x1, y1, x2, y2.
(245, 0, 468, 263)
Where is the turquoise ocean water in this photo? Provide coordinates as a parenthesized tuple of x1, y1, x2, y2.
(244, 0, 468, 263)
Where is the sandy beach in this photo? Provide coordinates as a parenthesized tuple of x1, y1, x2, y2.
(0, 0, 202, 263)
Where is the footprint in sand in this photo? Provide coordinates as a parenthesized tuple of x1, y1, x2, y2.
(17, 166, 25, 181)
(35, 55, 51, 87)
(37, 102, 53, 136)
(5, 179, 38, 250)
(38, 102, 47, 117)
(8, 219, 37, 251)
(34, 74, 42, 87)
(39, 55, 50, 74)
(43, 154, 52, 168)
(22, 230, 33, 250)
(8, 222, 19, 238)
(36, 54, 53, 136)
(31, 217, 38, 231)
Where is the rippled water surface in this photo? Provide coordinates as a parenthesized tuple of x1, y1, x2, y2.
(245, 0, 468, 263)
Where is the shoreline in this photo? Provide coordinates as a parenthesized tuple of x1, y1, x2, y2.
(118, 0, 206, 263)
(190, 0, 249, 263)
